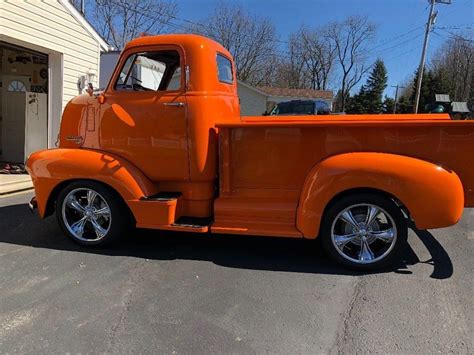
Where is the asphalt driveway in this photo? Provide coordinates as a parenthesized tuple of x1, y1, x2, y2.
(0, 191, 472, 353)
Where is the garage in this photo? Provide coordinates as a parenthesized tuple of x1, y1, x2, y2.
(0, 0, 110, 170)
(0, 42, 48, 164)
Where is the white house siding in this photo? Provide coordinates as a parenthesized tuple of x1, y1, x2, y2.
(0, 0, 102, 147)
(238, 83, 267, 116)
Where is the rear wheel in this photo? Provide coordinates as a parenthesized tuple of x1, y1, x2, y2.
(320, 193, 407, 270)
(56, 181, 129, 246)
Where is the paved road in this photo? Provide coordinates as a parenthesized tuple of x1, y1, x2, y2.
(0, 191, 472, 354)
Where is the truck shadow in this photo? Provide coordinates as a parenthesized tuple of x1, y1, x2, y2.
(0, 203, 453, 279)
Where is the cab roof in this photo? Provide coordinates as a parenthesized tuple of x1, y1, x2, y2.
(124, 34, 232, 59)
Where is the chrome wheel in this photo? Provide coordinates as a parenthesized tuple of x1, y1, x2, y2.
(331, 203, 397, 264)
(61, 188, 112, 242)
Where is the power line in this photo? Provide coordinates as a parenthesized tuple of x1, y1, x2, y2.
(96, 0, 465, 91)
(104, 0, 193, 33)
(384, 44, 422, 63)
(99, 0, 452, 68)
(435, 28, 474, 42)
(367, 26, 424, 52)
(105, 0, 291, 46)
(99, 0, 438, 58)
(367, 32, 425, 57)
(435, 25, 473, 30)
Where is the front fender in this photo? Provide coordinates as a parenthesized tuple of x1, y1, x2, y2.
(26, 148, 158, 217)
(297, 152, 464, 238)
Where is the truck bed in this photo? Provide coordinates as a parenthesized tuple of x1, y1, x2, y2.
(212, 114, 474, 237)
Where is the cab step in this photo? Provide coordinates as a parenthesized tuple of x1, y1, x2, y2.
(140, 191, 182, 201)
(172, 216, 213, 228)
(129, 191, 183, 228)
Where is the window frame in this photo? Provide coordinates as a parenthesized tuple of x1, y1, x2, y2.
(216, 53, 234, 85)
(108, 45, 185, 94)
(7, 79, 28, 92)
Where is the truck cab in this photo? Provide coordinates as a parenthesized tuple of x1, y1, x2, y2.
(26, 34, 474, 270)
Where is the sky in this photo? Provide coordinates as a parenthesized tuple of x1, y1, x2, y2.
(177, 0, 473, 97)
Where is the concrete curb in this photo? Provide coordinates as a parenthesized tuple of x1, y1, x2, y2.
(0, 177, 34, 196)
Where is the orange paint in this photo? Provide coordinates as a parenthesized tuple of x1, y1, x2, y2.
(111, 104, 135, 127)
(26, 34, 474, 238)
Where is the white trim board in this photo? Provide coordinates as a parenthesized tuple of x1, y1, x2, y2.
(59, 0, 112, 52)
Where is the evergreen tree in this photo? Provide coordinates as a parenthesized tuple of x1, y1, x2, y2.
(410, 68, 452, 113)
(382, 96, 395, 114)
(364, 59, 388, 113)
(346, 59, 388, 114)
(431, 68, 453, 101)
(346, 87, 368, 114)
(333, 90, 345, 113)
(397, 95, 413, 113)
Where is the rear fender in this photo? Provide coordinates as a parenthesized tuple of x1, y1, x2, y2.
(26, 148, 158, 218)
(297, 152, 464, 238)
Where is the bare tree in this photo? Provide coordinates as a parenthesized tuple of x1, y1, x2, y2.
(299, 26, 336, 90)
(87, 0, 178, 49)
(272, 27, 335, 91)
(272, 34, 306, 89)
(431, 35, 473, 106)
(194, 1, 277, 85)
(326, 16, 376, 112)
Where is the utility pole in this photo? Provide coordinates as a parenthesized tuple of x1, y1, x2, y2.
(392, 85, 406, 113)
(413, 0, 451, 113)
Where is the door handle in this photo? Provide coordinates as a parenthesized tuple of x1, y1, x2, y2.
(66, 135, 84, 145)
(164, 102, 185, 107)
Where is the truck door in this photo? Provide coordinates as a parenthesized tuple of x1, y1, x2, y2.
(99, 46, 189, 182)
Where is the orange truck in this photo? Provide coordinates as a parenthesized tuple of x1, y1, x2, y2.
(26, 34, 474, 270)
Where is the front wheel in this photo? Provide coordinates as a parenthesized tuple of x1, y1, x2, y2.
(56, 181, 130, 246)
(320, 193, 407, 270)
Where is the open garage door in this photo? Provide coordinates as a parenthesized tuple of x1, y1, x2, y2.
(0, 42, 48, 164)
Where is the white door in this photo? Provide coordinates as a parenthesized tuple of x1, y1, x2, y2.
(1, 75, 31, 162)
(25, 92, 47, 158)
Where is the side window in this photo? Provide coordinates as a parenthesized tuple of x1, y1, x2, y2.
(217, 54, 233, 84)
(315, 100, 330, 114)
(294, 102, 314, 114)
(167, 67, 181, 91)
(115, 50, 181, 91)
(278, 103, 291, 114)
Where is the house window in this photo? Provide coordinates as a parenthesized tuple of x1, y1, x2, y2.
(7, 80, 27, 92)
(217, 54, 233, 84)
(115, 50, 181, 91)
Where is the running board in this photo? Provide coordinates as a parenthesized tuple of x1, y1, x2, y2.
(144, 217, 212, 233)
(172, 216, 212, 228)
(140, 191, 182, 201)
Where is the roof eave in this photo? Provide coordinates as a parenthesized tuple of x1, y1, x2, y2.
(237, 80, 268, 96)
(60, 0, 112, 52)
